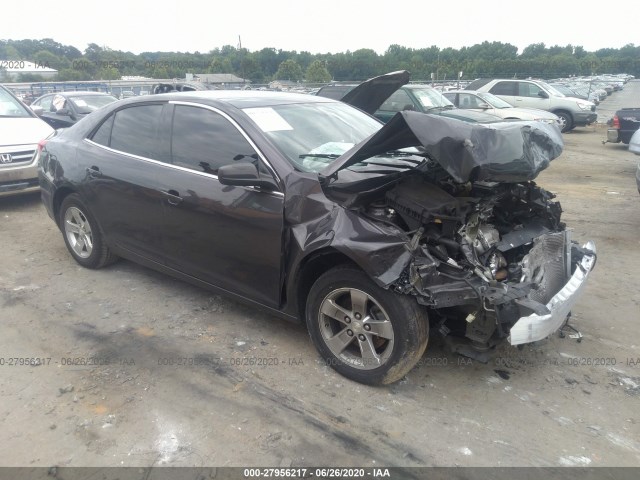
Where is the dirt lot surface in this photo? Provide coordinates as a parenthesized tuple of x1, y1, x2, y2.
(1, 83, 639, 470)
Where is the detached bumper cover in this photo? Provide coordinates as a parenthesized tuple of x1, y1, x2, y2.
(509, 241, 596, 345)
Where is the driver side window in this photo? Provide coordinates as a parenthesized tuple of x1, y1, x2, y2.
(35, 95, 53, 112)
(458, 93, 482, 108)
(379, 89, 413, 112)
(171, 105, 261, 175)
(518, 82, 543, 98)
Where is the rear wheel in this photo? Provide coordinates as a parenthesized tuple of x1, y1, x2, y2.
(59, 194, 117, 269)
(305, 266, 428, 385)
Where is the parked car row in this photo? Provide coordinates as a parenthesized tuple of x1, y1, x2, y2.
(316, 72, 562, 128)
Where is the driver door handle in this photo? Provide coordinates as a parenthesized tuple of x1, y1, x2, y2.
(161, 189, 183, 206)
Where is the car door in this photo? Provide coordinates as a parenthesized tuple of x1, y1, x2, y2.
(81, 103, 169, 265)
(513, 81, 551, 110)
(157, 103, 285, 307)
(488, 81, 518, 106)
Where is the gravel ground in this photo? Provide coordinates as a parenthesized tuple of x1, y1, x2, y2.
(1, 82, 639, 469)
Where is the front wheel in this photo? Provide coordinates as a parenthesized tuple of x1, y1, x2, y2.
(305, 266, 429, 385)
(555, 111, 574, 133)
(59, 194, 118, 269)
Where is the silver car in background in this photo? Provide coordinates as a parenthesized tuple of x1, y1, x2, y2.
(443, 90, 561, 127)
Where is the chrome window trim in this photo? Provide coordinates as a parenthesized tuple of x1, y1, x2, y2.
(83, 102, 285, 197)
(168, 100, 283, 186)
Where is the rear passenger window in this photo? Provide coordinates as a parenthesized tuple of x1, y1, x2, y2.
(171, 105, 259, 174)
(489, 81, 516, 96)
(110, 105, 164, 159)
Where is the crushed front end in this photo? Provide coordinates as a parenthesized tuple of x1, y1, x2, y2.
(322, 114, 596, 358)
(373, 174, 596, 356)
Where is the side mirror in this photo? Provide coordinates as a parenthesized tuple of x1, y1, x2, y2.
(31, 105, 44, 116)
(56, 108, 70, 116)
(537, 90, 549, 99)
(402, 104, 416, 111)
(218, 163, 278, 190)
(477, 103, 490, 109)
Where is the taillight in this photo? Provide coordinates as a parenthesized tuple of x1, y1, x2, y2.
(612, 115, 620, 129)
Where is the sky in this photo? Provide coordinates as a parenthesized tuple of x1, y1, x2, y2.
(2, 0, 638, 56)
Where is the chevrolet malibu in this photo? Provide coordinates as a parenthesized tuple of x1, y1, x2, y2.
(37, 91, 596, 385)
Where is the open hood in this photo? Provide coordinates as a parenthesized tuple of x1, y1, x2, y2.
(340, 70, 410, 114)
(321, 111, 563, 183)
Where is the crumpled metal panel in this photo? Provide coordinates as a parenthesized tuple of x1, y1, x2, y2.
(322, 112, 564, 183)
(284, 175, 412, 288)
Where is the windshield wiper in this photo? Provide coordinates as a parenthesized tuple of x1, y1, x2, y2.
(299, 153, 340, 159)
(381, 149, 425, 158)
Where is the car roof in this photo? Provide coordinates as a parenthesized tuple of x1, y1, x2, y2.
(40, 91, 115, 97)
(442, 90, 484, 94)
(136, 90, 337, 109)
(402, 84, 436, 89)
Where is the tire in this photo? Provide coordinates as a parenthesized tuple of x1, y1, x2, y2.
(59, 194, 117, 269)
(305, 265, 429, 385)
(554, 111, 573, 133)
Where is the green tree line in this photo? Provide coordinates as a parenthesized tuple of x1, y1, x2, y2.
(1, 38, 638, 84)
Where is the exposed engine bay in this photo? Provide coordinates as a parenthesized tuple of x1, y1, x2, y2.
(353, 169, 593, 359)
(314, 114, 596, 360)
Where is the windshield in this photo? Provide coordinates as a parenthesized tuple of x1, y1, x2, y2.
(477, 92, 513, 109)
(0, 87, 32, 118)
(550, 85, 574, 96)
(243, 102, 382, 172)
(410, 87, 454, 109)
(68, 95, 118, 114)
(538, 81, 565, 97)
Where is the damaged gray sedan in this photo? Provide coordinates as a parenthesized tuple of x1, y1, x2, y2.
(37, 91, 596, 385)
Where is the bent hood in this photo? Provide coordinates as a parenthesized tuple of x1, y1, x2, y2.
(340, 70, 410, 114)
(321, 112, 563, 183)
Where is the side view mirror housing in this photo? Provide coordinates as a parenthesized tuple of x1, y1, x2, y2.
(56, 108, 71, 116)
(218, 163, 278, 190)
(31, 105, 44, 116)
(537, 90, 549, 99)
(477, 103, 490, 109)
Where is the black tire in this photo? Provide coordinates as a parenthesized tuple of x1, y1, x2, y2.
(59, 194, 117, 269)
(305, 265, 428, 385)
(555, 111, 573, 133)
